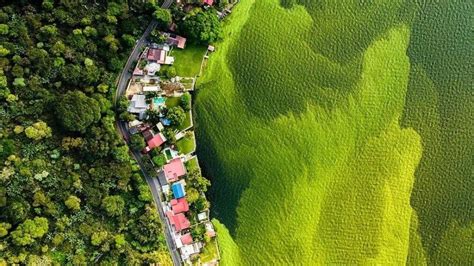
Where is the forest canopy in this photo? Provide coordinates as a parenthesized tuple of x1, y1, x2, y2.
(0, 1, 171, 264)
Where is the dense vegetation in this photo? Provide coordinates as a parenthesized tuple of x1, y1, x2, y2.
(195, 0, 473, 264)
(0, 1, 172, 264)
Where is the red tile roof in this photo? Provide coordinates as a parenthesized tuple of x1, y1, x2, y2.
(147, 133, 166, 149)
(163, 158, 186, 182)
(171, 198, 189, 214)
(147, 48, 166, 64)
(203, 0, 214, 5)
(167, 211, 191, 232)
(180, 233, 193, 245)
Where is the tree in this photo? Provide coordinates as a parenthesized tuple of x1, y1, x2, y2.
(113, 145, 130, 162)
(25, 121, 52, 140)
(11, 217, 49, 246)
(152, 154, 166, 167)
(0, 24, 8, 35)
(165, 66, 176, 78)
(64, 195, 81, 211)
(180, 9, 222, 44)
(130, 134, 146, 151)
(91, 230, 108, 246)
(138, 184, 152, 202)
(186, 187, 200, 204)
(57, 91, 101, 133)
(0, 222, 11, 237)
(167, 106, 186, 127)
(180, 92, 191, 111)
(102, 195, 125, 216)
(153, 8, 172, 29)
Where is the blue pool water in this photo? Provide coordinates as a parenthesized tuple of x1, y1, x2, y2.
(154, 96, 166, 105)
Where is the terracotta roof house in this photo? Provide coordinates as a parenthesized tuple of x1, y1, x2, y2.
(180, 233, 193, 245)
(162, 158, 186, 183)
(171, 198, 189, 214)
(147, 48, 174, 65)
(203, 0, 214, 5)
(167, 34, 187, 49)
(142, 130, 154, 141)
(147, 133, 167, 149)
(167, 211, 191, 232)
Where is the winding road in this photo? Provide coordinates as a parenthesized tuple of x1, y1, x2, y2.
(114, 14, 183, 266)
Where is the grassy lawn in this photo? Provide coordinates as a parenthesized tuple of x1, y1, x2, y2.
(185, 157, 200, 172)
(165, 97, 180, 108)
(176, 133, 196, 155)
(178, 111, 192, 131)
(200, 239, 219, 263)
(170, 44, 207, 77)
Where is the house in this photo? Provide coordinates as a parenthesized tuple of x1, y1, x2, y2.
(167, 211, 191, 232)
(142, 129, 154, 141)
(180, 233, 193, 245)
(172, 182, 186, 199)
(166, 34, 187, 49)
(145, 62, 161, 75)
(147, 133, 167, 149)
(143, 85, 161, 92)
(128, 94, 147, 114)
(197, 212, 208, 222)
(205, 222, 216, 238)
(202, 0, 214, 6)
(147, 48, 174, 65)
(171, 197, 189, 214)
(162, 158, 187, 183)
(180, 242, 202, 261)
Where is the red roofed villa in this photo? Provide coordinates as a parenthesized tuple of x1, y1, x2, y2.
(163, 158, 186, 183)
(171, 197, 189, 214)
(143, 133, 167, 153)
(180, 233, 193, 245)
(147, 48, 174, 65)
(203, 0, 214, 6)
(167, 211, 191, 232)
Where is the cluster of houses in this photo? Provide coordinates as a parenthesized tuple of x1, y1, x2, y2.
(124, 33, 218, 264)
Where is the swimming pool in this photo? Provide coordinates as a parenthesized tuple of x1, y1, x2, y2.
(153, 96, 166, 106)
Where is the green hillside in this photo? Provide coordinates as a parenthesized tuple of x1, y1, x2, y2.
(195, 0, 472, 264)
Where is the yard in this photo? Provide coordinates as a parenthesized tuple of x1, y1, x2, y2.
(199, 238, 219, 264)
(178, 111, 192, 131)
(185, 157, 200, 172)
(165, 96, 180, 108)
(176, 133, 196, 155)
(170, 44, 207, 77)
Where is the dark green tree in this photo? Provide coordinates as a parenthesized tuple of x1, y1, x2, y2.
(180, 9, 222, 44)
(153, 8, 172, 29)
(167, 106, 186, 127)
(57, 91, 101, 133)
(102, 195, 125, 216)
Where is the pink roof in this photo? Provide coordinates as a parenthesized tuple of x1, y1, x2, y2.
(171, 198, 189, 214)
(176, 36, 186, 49)
(147, 48, 166, 63)
(203, 0, 214, 5)
(180, 233, 193, 245)
(167, 211, 190, 232)
(147, 133, 166, 149)
(163, 158, 186, 182)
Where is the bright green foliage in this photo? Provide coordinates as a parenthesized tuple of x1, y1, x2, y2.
(194, 0, 427, 264)
(152, 154, 166, 167)
(167, 106, 186, 127)
(91, 230, 108, 246)
(113, 145, 130, 162)
(153, 8, 172, 29)
(102, 195, 125, 216)
(57, 91, 101, 133)
(0, 24, 8, 35)
(0, 222, 11, 237)
(138, 184, 152, 202)
(180, 9, 222, 44)
(11, 217, 49, 246)
(64, 196, 81, 211)
(25, 121, 52, 140)
(0, 45, 9, 56)
(12, 78, 25, 87)
(114, 234, 126, 250)
(180, 92, 191, 111)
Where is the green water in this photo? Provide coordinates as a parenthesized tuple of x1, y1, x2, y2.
(195, 0, 473, 264)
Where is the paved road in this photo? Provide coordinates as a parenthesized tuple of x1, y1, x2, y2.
(114, 16, 183, 266)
